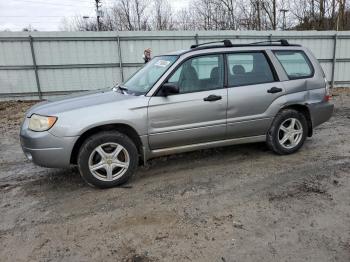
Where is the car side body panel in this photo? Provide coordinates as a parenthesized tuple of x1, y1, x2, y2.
(148, 89, 227, 149)
(226, 81, 285, 138)
(19, 44, 334, 167)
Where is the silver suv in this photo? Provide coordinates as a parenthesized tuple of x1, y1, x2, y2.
(20, 39, 334, 188)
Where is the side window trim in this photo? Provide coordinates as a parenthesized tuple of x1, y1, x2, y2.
(225, 50, 278, 88)
(223, 53, 229, 88)
(272, 50, 315, 80)
(264, 51, 280, 81)
(155, 53, 225, 96)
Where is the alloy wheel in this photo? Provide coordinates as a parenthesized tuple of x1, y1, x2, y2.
(278, 118, 303, 149)
(88, 142, 130, 181)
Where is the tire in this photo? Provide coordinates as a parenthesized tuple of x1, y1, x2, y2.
(77, 131, 139, 188)
(267, 109, 308, 155)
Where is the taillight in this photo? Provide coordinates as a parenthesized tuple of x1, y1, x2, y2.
(324, 77, 331, 102)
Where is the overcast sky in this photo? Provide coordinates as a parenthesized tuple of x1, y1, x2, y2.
(0, 0, 190, 31)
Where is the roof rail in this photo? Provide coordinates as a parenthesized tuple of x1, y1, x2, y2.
(189, 38, 294, 50)
(190, 39, 233, 49)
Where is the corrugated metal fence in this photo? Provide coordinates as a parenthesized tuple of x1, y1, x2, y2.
(0, 30, 349, 100)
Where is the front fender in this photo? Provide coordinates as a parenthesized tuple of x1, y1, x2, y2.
(48, 97, 149, 137)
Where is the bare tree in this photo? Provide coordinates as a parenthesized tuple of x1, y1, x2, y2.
(61, 16, 98, 31)
(261, 0, 277, 29)
(220, 0, 236, 29)
(134, 0, 149, 30)
(176, 8, 198, 30)
(59, 0, 350, 31)
(191, 0, 238, 30)
(331, 0, 337, 28)
(22, 25, 38, 32)
(153, 0, 174, 30)
(192, 0, 213, 30)
(338, 0, 347, 29)
(118, 0, 134, 30)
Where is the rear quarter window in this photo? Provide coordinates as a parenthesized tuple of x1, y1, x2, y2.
(273, 50, 314, 80)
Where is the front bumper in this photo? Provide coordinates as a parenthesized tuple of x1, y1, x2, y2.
(20, 118, 77, 168)
(308, 101, 334, 128)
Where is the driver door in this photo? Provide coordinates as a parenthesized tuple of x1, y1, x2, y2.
(148, 54, 227, 150)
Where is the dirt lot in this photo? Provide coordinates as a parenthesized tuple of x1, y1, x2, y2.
(0, 89, 349, 262)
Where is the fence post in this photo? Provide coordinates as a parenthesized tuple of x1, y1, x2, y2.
(331, 33, 337, 88)
(117, 35, 124, 82)
(29, 35, 42, 99)
(268, 33, 272, 43)
(194, 33, 199, 45)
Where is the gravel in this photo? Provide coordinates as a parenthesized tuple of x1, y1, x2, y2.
(0, 89, 349, 262)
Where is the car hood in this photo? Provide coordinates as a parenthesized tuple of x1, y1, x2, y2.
(26, 89, 138, 117)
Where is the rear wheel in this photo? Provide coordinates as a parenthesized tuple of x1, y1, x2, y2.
(267, 109, 308, 155)
(77, 131, 138, 188)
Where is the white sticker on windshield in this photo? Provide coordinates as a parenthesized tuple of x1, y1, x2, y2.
(155, 60, 171, 67)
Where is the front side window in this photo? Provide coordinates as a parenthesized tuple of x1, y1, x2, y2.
(227, 52, 275, 87)
(123, 55, 178, 95)
(274, 50, 313, 80)
(167, 54, 224, 94)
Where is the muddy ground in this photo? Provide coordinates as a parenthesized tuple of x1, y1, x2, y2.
(0, 89, 349, 262)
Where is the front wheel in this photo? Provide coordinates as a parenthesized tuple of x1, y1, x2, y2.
(267, 109, 308, 155)
(77, 131, 138, 188)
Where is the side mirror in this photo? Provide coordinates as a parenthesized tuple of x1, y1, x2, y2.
(160, 83, 179, 96)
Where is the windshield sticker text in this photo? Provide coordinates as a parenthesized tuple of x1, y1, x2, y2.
(155, 60, 171, 67)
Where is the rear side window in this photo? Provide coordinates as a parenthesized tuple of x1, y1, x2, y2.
(227, 52, 275, 87)
(274, 50, 313, 80)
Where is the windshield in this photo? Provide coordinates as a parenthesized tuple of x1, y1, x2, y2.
(123, 55, 178, 95)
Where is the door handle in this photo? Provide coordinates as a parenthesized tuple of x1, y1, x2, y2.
(203, 94, 222, 102)
(267, 87, 283, 94)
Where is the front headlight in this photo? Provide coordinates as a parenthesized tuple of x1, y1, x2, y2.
(28, 114, 57, 132)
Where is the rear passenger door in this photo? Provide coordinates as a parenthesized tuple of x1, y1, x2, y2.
(226, 51, 284, 139)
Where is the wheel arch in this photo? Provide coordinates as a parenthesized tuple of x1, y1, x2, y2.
(279, 104, 313, 137)
(70, 123, 143, 165)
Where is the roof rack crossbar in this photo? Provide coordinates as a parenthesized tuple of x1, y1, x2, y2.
(249, 39, 290, 46)
(191, 39, 233, 49)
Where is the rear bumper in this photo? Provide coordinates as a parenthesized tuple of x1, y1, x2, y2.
(308, 101, 334, 128)
(20, 118, 77, 168)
